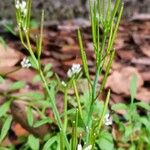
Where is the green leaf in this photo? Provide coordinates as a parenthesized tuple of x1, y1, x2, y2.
(33, 118, 52, 128)
(28, 135, 39, 150)
(0, 101, 11, 118)
(0, 76, 4, 84)
(77, 29, 90, 82)
(33, 75, 41, 83)
(32, 100, 50, 108)
(44, 64, 52, 73)
(26, 92, 44, 101)
(124, 124, 133, 139)
(43, 136, 57, 150)
(28, 56, 38, 69)
(0, 116, 12, 142)
(130, 74, 137, 103)
(140, 117, 149, 127)
(46, 71, 53, 78)
(97, 131, 114, 150)
(112, 103, 128, 111)
(0, 147, 10, 150)
(27, 107, 33, 126)
(9, 81, 25, 91)
(0, 37, 7, 49)
(136, 102, 150, 111)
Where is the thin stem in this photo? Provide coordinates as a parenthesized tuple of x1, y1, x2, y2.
(64, 89, 68, 132)
(25, 32, 39, 69)
(39, 70, 70, 149)
(73, 80, 83, 119)
(98, 90, 110, 131)
(19, 27, 70, 149)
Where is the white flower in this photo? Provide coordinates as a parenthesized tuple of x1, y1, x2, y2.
(77, 144, 82, 150)
(77, 144, 92, 150)
(61, 81, 67, 87)
(104, 113, 112, 126)
(15, 0, 27, 16)
(15, 0, 20, 9)
(21, 57, 31, 68)
(67, 64, 81, 78)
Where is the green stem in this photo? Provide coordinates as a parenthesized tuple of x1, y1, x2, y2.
(86, 33, 107, 129)
(98, 90, 110, 130)
(64, 89, 68, 132)
(39, 70, 70, 149)
(73, 80, 83, 119)
(19, 30, 70, 149)
(25, 32, 39, 69)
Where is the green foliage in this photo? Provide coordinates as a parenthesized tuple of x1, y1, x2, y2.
(0, 101, 11, 118)
(0, 115, 13, 142)
(3, 0, 150, 149)
(8, 81, 26, 91)
(27, 135, 40, 150)
(0, 76, 5, 83)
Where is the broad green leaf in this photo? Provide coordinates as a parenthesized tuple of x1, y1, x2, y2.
(0, 101, 11, 118)
(44, 63, 52, 73)
(130, 74, 137, 103)
(77, 29, 90, 82)
(0, 116, 12, 142)
(28, 135, 39, 150)
(112, 103, 128, 111)
(0, 76, 4, 83)
(9, 81, 25, 91)
(27, 107, 33, 126)
(33, 118, 52, 128)
(43, 135, 57, 150)
(136, 102, 150, 111)
(97, 131, 114, 150)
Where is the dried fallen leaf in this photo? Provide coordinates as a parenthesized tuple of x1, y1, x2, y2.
(0, 44, 23, 67)
(136, 88, 150, 103)
(105, 67, 143, 96)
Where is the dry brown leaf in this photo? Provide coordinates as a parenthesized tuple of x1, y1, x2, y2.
(11, 122, 29, 137)
(105, 67, 143, 96)
(0, 44, 23, 67)
(131, 57, 150, 65)
(136, 88, 150, 103)
(140, 43, 150, 57)
(7, 68, 36, 83)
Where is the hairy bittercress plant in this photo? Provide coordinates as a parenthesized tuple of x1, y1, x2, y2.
(0, 0, 126, 149)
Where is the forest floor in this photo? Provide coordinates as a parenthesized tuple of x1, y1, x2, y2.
(0, 14, 150, 146)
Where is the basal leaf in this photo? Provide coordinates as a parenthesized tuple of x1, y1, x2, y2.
(0, 116, 12, 142)
(0, 101, 11, 118)
(27, 107, 34, 126)
(9, 81, 25, 91)
(33, 118, 52, 128)
(43, 135, 57, 150)
(28, 134, 39, 150)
